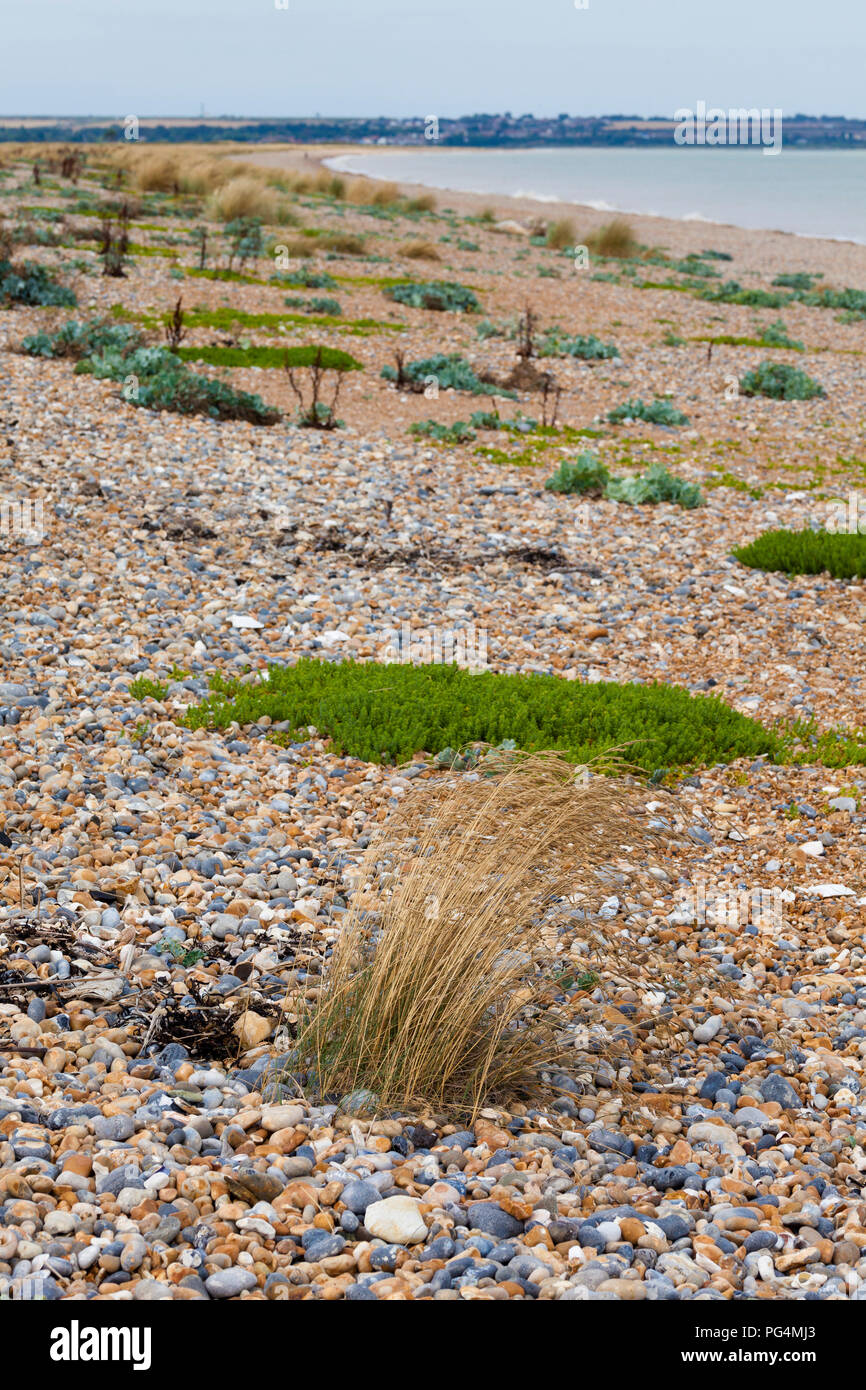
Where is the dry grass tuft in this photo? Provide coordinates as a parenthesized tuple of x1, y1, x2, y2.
(586, 217, 638, 259)
(316, 230, 366, 255)
(293, 754, 655, 1119)
(546, 218, 576, 250)
(369, 180, 401, 207)
(208, 175, 278, 222)
(400, 239, 441, 261)
(132, 151, 181, 193)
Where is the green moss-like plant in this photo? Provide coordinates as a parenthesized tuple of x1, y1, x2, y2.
(181, 659, 789, 771)
(738, 361, 825, 401)
(733, 527, 866, 580)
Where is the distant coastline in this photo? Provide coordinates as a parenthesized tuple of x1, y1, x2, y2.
(1, 112, 865, 147)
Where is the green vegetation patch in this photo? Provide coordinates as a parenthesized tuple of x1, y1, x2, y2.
(384, 280, 481, 313)
(181, 659, 788, 772)
(382, 352, 514, 397)
(538, 330, 620, 361)
(545, 452, 702, 508)
(0, 259, 77, 307)
(76, 344, 279, 424)
(20, 317, 140, 358)
(738, 361, 825, 400)
(607, 397, 690, 427)
(733, 527, 866, 580)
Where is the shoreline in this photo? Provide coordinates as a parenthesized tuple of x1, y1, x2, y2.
(247, 144, 866, 275)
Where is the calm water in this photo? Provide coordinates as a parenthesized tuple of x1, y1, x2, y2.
(327, 147, 866, 244)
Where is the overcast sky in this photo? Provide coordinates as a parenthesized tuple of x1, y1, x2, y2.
(4, 0, 864, 119)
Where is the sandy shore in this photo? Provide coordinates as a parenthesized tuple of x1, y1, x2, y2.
(246, 143, 866, 282)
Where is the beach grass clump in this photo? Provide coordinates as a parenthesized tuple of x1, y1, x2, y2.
(382, 351, 515, 397)
(607, 396, 690, 427)
(585, 218, 637, 259)
(313, 230, 366, 255)
(181, 658, 786, 770)
(76, 344, 280, 424)
(0, 257, 77, 307)
(208, 175, 278, 223)
(291, 755, 652, 1117)
(733, 528, 866, 580)
(738, 360, 825, 400)
(400, 240, 441, 261)
(545, 218, 576, 250)
(384, 280, 481, 313)
(538, 329, 619, 361)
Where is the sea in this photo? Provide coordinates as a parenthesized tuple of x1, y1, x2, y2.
(326, 147, 866, 244)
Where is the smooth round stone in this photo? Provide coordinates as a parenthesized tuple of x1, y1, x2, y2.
(205, 1267, 258, 1299)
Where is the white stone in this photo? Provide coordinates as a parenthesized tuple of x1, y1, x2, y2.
(686, 1121, 745, 1156)
(363, 1195, 427, 1245)
(261, 1104, 305, 1133)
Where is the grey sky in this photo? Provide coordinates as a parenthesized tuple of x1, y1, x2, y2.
(3, 0, 864, 119)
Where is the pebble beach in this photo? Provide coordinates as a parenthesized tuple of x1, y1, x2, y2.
(0, 142, 865, 1307)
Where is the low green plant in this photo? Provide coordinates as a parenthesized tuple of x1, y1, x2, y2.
(773, 272, 819, 291)
(701, 281, 792, 309)
(278, 266, 337, 289)
(20, 317, 141, 359)
(77, 344, 280, 424)
(0, 258, 77, 307)
(733, 527, 866, 579)
(544, 453, 610, 495)
(605, 462, 703, 508)
(384, 280, 481, 313)
(181, 658, 788, 771)
(538, 330, 619, 361)
(382, 351, 514, 398)
(738, 361, 825, 400)
(409, 419, 476, 444)
(129, 675, 168, 701)
(607, 397, 690, 426)
(283, 294, 342, 316)
(756, 320, 804, 350)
